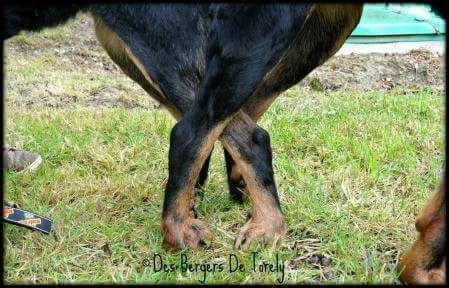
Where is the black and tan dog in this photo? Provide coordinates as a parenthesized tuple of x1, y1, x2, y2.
(2, 3, 445, 283)
(3, 2, 363, 250)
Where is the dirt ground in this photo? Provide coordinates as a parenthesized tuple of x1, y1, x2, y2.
(3, 14, 446, 109)
(304, 49, 444, 92)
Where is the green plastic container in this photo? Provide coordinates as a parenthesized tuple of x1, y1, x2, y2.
(348, 4, 446, 43)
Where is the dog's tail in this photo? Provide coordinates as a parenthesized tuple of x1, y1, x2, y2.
(2, 3, 87, 40)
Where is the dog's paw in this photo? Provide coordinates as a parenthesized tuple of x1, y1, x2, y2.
(234, 214, 286, 250)
(162, 217, 211, 251)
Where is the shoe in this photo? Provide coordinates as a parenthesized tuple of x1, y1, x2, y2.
(3, 147, 42, 172)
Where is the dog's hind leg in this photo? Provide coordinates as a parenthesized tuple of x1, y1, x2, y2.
(221, 91, 282, 204)
(219, 112, 285, 248)
(162, 106, 232, 250)
(220, 3, 363, 203)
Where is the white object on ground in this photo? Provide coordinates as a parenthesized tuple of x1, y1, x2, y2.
(337, 41, 445, 55)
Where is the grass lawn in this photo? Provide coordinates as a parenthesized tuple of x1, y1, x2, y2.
(3, 16, 445, 284)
